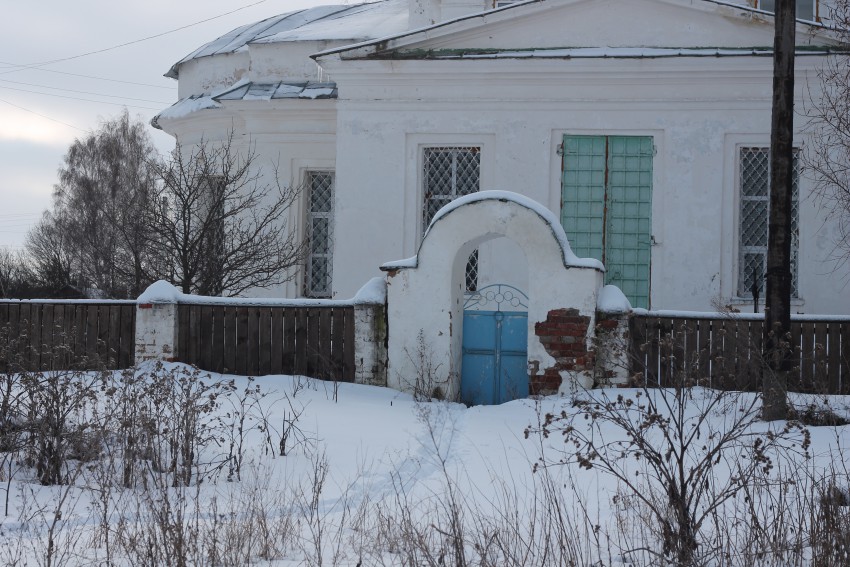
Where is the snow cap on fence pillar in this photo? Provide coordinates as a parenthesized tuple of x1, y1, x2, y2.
(597, 285, 632, 315)
(352, 277, 387, 305)
(137, 280, 182, 305)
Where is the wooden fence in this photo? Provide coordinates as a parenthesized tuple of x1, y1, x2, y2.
(0, 301, 136, 371)
(630, 312, 850, 394)
(176, 304, 357, 381)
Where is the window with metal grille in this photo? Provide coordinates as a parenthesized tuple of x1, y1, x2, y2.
(422, 147, 480, 291)
(304, 171, 334, 298)
(756, 0, 816, 21)
(737, 147, 799, 298)
(199, 175, 226, 296)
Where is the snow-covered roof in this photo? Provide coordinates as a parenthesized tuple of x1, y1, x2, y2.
(214, 81, 338, 101)
(151, 80, 337, 129)
(166, 0, 409, 79)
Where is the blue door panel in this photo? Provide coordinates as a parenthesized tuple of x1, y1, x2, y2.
(500, 313, 527, 352)
(461, 310, 528, 405)
(499, 354, 529, 401)
(463, 312, 497, 351)
(461, 353, 497, 406)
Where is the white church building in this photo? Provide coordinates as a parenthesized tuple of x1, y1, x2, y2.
(153, 0, 850, 314)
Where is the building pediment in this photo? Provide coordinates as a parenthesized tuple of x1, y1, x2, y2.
(319, 0, 841, 61)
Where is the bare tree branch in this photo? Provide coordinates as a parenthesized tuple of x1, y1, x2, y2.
(148, 133, 307, 297)
(804, 0, 850, 269)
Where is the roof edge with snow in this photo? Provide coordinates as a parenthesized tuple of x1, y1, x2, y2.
(151, 80, 338, 129)
(165, 1, 409, 80)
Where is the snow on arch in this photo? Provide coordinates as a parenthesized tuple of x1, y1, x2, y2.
(383, 190, 604, 272)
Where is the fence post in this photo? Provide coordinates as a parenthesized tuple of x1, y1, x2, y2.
(595, 285, 633, 386)
(351, 278, 388, 386)
(134, 281, 181, 363)
(352, 303, 388, 386)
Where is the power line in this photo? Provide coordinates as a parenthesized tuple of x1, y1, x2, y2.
(0, 0, 272, 74)
(0, 85, 162, 111)
(0, 97, 82, 131)
(0, 79, 172, 105)
(9, 68, 174, 90)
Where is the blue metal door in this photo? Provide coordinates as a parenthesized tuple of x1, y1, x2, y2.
(461, 285, 528, 405)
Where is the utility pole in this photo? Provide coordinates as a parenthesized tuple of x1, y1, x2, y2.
(763, 0, 796, 421)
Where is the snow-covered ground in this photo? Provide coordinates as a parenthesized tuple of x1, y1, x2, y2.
(1, 364, 848, 566)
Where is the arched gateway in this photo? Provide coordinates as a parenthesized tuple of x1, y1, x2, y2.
(381, 191, 604, 404)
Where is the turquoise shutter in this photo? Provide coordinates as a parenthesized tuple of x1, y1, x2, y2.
(605, 136, 653, 309)
(561, 135, 653, 309)
(561, 136, 606, 261)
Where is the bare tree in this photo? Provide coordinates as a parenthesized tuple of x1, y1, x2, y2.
(35, 110, 161, 298)
(25, 213, 77, 294)
(149, 135, 306, 296)
(805, 0, 850, 265)
(0, 248, 32, 298)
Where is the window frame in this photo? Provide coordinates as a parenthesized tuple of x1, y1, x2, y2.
(303, 170, 335, 298)
(198, 174, 227, 296)
(736, 146, 800, 300)
(755, 0, 818, 21)
(421, 145, 482, 291)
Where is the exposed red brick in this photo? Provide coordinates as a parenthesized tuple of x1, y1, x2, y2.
(534, 308, 596, 392)
(530, 371, 563, 396)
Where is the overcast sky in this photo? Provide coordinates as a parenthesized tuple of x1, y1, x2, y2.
(0, 0, 339, 251)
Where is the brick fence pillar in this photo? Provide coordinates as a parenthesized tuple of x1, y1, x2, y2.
(134, 281, 181, 363)
(353, 303, 388, 386)
(594, 311, 631, 386)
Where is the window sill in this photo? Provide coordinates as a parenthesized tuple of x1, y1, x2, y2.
(729, 297, 806, 312)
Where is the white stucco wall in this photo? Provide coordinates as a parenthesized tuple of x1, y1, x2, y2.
(156, 100, 338, 299)
(324, 54, 850, 314)
(135, 303, 179, 362)
(408, 0, 495, 27)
